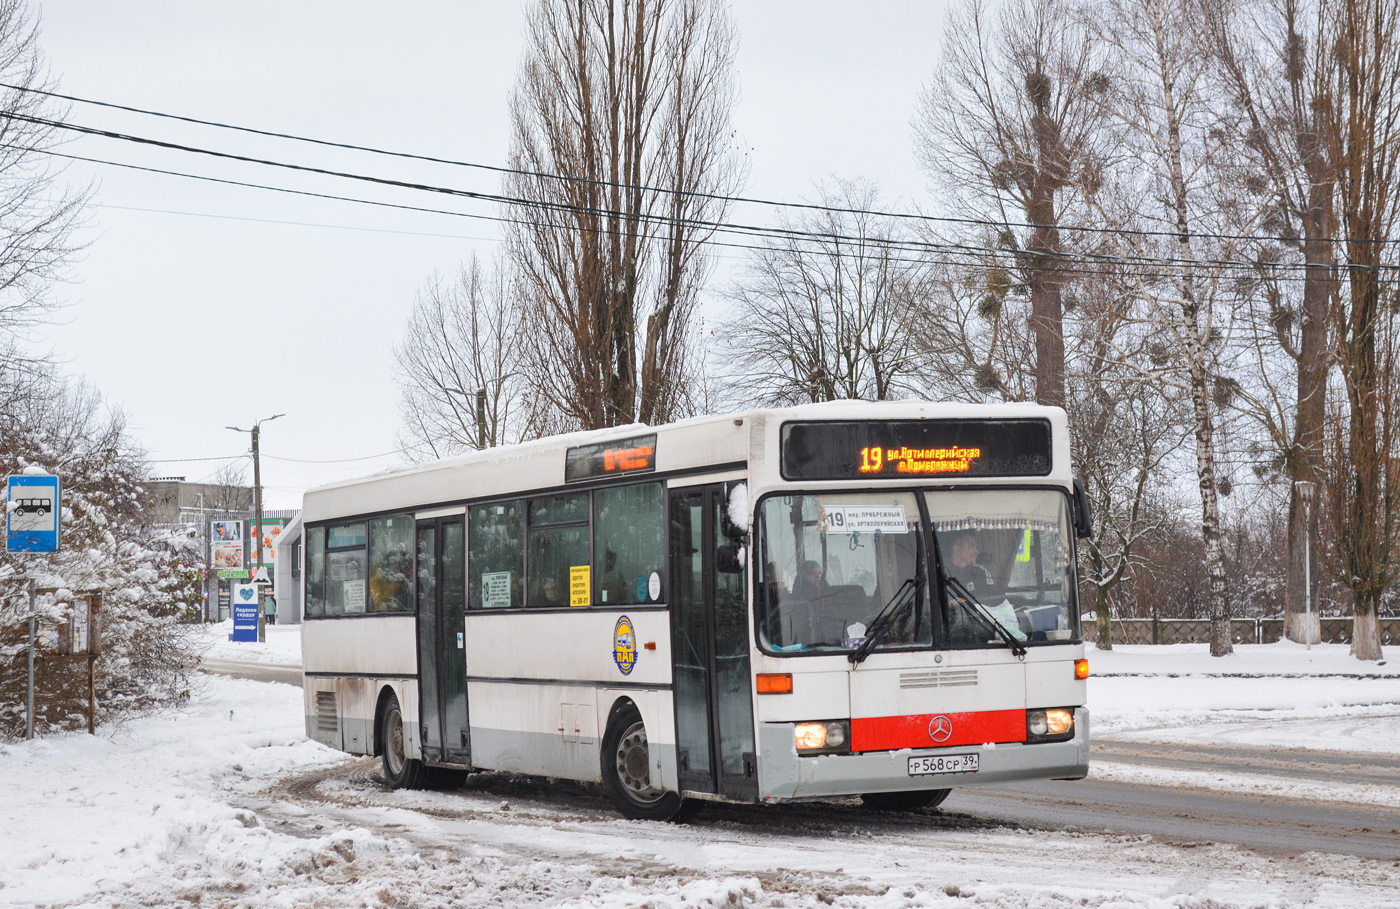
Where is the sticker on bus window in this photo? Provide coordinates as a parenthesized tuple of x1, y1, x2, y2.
(820, 504, 908, 534)
(482, 571, 512, 609)
(613, 615, 636, 675)
(570, 565, 591, 607)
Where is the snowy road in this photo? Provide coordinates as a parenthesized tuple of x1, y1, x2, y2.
(6, 632, 1391, 906)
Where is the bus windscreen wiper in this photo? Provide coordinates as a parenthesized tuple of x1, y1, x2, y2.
(944, 575, 1028, 659)
(849, 574, 918, 666)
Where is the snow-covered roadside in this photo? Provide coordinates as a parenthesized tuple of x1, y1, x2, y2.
(200, 620, 303, 668)
(1087, 642, 1400, 750)
(1, 675, 1397, 909)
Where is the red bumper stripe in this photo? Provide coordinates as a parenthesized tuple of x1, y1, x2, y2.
(851, 709, 1025, 751)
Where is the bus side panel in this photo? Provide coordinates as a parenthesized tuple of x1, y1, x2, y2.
(463, 611, 674, 688)
(303, 677, 418, 757)
(467, 681, 601, 781)
(1024, 648, 1087, 709)
(301, 615, 417, 677)
(337, 677, 374, 754)
(304, 678, 341, 750)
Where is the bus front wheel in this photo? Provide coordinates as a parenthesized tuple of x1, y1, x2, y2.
(600, 705, 691, 821)
(860, 788, 951, 811)
(379, 695, 426, 790)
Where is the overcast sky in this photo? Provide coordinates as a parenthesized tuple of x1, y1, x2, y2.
(34, 2, 950, 509)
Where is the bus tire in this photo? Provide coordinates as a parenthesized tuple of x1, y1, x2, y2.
(379, 695, 426, 790)
(600, 705, 687, 821)
(859, 788, 951, 811)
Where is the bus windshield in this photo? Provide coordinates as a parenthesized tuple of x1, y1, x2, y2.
(755, 488, 1078, 654)
(928, 488, 1076, 648)
(756, 492, 931, 652)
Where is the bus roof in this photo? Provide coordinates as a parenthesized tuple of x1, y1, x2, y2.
(302, 400, 1068, 523)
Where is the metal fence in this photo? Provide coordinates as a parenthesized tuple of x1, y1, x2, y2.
(1080, 616, 1400, 646)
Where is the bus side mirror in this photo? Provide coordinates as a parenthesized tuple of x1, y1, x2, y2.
(1072, 478, 1094, 539)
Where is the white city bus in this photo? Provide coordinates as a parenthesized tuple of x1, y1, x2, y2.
(300, 401, 1092, 820)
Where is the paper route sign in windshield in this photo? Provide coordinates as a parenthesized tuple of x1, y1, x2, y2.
(820, 504, 908, 534)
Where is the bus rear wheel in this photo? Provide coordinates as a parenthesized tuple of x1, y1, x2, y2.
(600, 705, 690, 821)
(379, 695, 426, 790)
(859, 788, 951, 811)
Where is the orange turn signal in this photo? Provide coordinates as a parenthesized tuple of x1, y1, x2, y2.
(756, 673, 793, 695)
(1074, 659, 1089, 680)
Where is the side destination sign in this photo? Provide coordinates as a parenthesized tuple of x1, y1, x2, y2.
(565, 433, 657, 483)
(780, 420, 1052, 480)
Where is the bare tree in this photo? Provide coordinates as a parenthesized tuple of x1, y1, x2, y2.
(912, 248, 1038, 403)
(916, 0, 1112, 409)
(1321, 0, 1400, 660)
(1210, 0, 1336, 645)
(1085, 0, 1241, 656)
(0, 0, 87, 352)
(1068, 262, 1190, 647)
(394, 255, 542, 461)
(505, 0, 742, 431)
(717, 179, 929, 405)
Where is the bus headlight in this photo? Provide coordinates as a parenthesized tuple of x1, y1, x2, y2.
(794, 720, 851, 754)
(1027, 708, 1075, 742)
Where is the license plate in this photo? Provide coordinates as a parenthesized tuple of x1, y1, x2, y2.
(907, 753, 979, 776)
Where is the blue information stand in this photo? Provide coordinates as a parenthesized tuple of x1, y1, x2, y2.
(6, 474, 61, 554)
(231, 583, 259, 642)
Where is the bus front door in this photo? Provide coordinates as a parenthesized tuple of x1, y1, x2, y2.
(669, 484, 758, 801)
(415, 517, 470, 765)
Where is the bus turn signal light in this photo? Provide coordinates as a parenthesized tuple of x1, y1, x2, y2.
(756, 673, 792, 694)
(1074, 659, 1089, 680)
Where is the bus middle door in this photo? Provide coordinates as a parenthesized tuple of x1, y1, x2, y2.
(668, 483, 757, 801)
(416, 515, 470, 765)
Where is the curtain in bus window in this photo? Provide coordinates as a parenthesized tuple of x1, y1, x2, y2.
(593, 483, 664, 605)
(305, 526, 325, 618)
(756, 492, 928, 652)
(368, 515, 414, 613)
(527, 526, 589, 606)
(469, 501, 524, 610)
(925, 489, 1075, 647)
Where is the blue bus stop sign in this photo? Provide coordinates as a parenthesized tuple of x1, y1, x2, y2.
(6, 474, 61, 554)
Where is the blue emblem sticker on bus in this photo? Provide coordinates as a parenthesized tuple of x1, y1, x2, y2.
(613, 615, 637, 675)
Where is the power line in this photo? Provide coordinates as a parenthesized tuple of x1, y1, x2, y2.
(28, 117, 1397, 278)
(6, 79, 1385, 249)
(28, 123, 1393, 280)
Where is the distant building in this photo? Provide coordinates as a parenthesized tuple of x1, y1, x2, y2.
(144, 477, 252, 524)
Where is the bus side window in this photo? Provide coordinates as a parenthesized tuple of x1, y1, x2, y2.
(593, 483, 664, 605)
(469, 501, 525, 610)
(305, 526, 325, 618)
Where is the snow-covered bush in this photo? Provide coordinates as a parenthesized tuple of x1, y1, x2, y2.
(0, 363, 203, 738)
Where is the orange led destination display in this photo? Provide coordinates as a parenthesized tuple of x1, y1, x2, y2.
(782, 420, 1051, 480)
(566, 433, 658, 482)
(859, 445, 982, 475)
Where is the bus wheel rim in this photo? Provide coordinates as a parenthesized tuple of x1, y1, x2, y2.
(615, 721, 662, 804)
(386, 707, 405, 776)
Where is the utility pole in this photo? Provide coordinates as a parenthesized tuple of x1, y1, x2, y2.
(227, 414, 283, 643)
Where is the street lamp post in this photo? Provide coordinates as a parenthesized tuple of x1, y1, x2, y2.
(1296, 480, 1317, 651)
(227, 414, 283, 643)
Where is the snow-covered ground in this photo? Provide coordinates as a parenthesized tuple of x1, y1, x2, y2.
(201, 620, 304, 667)
(0, 631, 1396, 908)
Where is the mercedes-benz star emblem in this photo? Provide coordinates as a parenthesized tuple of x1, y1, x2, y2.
(928, 715, 953, 743)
